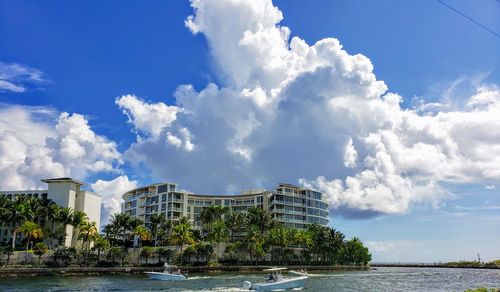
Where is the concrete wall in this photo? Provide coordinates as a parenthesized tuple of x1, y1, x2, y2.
(75, 191, 101, 230)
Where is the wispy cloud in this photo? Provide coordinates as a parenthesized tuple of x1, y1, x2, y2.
(0, 62, 48, 93)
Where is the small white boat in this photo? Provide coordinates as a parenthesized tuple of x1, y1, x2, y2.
(243, 267, 307, 291)
(289, 269, 310, 276)
(144, 264, 187, 281)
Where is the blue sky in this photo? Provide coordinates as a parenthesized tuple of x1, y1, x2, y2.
(1, 0, 499, 262)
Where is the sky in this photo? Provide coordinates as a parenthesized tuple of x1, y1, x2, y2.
(0, 0, 499, 262)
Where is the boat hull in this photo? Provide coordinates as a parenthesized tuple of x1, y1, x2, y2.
(251, 276, 307, 291)
(144, 271, 186, 281)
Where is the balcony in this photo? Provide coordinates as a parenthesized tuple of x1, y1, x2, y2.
(270, 200, 306, 207)
(169, 207, 183, 212)
(168, 197, 183, 203)
(275, 217, 307, 224)
(272, 209, 306, 216)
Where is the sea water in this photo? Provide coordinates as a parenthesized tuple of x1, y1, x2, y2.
(0, 267, 499, 291)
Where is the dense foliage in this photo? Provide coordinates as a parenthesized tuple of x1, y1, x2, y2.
(100, 205, 371, 266)
(0, 196, 371, 267)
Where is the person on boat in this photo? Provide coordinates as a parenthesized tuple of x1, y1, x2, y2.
(267, 273, 274, 282)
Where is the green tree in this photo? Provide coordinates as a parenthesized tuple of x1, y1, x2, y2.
(18, 221, 43, 253)
(133, 225, 151, 247)
(172, 221, 195, 264)
(57, 207, 74, 246)
(342, 237, 371, 265)
(78, 221, 98, 265)
(157, 219, 173, 246)
(110, 213, 132, 245)
(149, 213, 166, 247)
(107, 246, 127, 266)
(33, 242, 48, 265)
(207, 219, 228, 261)
(93, 235, 110, 263)
(46, 204, 61, 248)
(141, 246, 156, 265)
(71, 210, 88, 247)
(245, 226, 265, 264)
(0, 245, 14, 265)
(157, 247, 173, 264)
(296, 229, 313, 264)
(246, 207, 272, 235)
(224, 212, 244, 242)
(103, 224, 119, 247)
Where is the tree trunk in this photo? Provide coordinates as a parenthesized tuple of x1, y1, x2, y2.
(50, 220, 55, 248)
(180, 245, 184, 264)
(25, 235, 31, 264)
(11, 228, 16, 249)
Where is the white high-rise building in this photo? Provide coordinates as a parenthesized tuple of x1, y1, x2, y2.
(0, 177, 101, 247)
(121, 182, 329, 230)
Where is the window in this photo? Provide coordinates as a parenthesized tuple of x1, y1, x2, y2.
(158, 184, 169, 193)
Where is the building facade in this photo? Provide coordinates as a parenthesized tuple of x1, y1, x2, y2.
(0, 178, 101, 247)
(122, 182, 329, 229)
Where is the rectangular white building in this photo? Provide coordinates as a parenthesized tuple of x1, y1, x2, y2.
(0, 177, 101, 247)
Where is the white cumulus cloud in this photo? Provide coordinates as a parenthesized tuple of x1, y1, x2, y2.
(116, 94, 180, 139)
(118, 0, 500, 217)
(0, 104, 122, 190)
(91, 175, 138, 227)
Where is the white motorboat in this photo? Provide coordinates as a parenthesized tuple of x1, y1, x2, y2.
(144, 264, 187, 281)
(289, 269, 310, 276)
(243, 267, 307, 291)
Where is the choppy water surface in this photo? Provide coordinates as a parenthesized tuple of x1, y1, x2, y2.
(0, 267, 499, 291)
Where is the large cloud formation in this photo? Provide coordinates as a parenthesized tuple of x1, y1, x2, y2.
(0, 104, 122, 190)
(117, 0, 500, 217)
(0, 103, 129, 225)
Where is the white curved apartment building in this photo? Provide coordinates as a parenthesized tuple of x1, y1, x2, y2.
(121, 182, 329, 229)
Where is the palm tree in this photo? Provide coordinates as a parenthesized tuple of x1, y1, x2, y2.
(57, 207, 74, 246)
(207, 219, 228, 261)
(18, 197, 40, 222)
(102, 224, 119, 247)
(133, 225, 151, 248)
(200, 205, 227, 238)
(148, 213, 165, 247)
(172, 222, 195, 264)
(33, 242, 48, 265)
(157, 219, 173, 246)
(46, 204, 61, 248)
(110, 213, 132, 245)
(245, 226, 265, 264)
(296, 230, 313, 264)
(93, 235, 110, 263)
(78, 221, 98, 265)
(71, 210, 88, 247)
(140, 246, 155, 265)
(225, 212, 244, 242)
(8, 196, 27, 248)
(18, 220, 43, 263)
(246, 207, 272, 235)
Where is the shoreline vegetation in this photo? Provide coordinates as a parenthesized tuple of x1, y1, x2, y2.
(1, 197, 371, 275)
